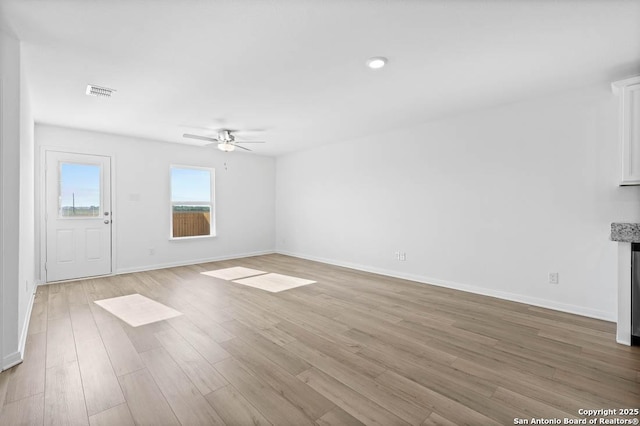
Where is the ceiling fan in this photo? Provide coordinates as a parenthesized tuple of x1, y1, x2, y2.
(183, 129, 266, 152)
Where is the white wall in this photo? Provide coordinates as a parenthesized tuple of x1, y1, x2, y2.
(276, 84, 640, 321)
(1, 30, 30, 369)
(35, 124, 276, 278)
(18, 43, 36, 357)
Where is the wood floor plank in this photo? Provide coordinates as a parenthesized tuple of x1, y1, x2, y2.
(315, 293, 404, 324)
(75, 337, 125, 416)
(297, 367, 410, 426)
(28, 298, 48, 335)
(5, 332, 46, 403)
(140, 347, 225, 425)
(223, 300, 280, 329)
(355, 342, 526, 423)
(241, 291, 351, 336)
(204, 384, 272, 426)
(316, 406, 366, 426)
(122, 320, 169, 353)
(0, 369, 9, 409)
(375, 369, 499, 426)
(118, 369, 180, 426)
(0, 393, 44, 426)
(46, 316, 77, 368)
(95, 319, 144, 376)
(85, 277, 125, 301)
(287, 341, 430, 425)
(552, 368, 640, 406)
(221, 319, 312, 375)
(168, 316, 231, 364)
(47, 284, 70, 320)
(274, 316, 363, 354)
(44, 360, 89, 426)
(335, 312, 459, 366)
(491, 386, 575, 420)
(421, 412, 457, 426)
(154, 327, 228, 395)
(66, 282, 89, 306)
(214, 357, 316, 426)
(69, 304, 101, 342)
(88, 302, 117, 325)
(450, 358, 625, 413)
(221, 336, 335, 420)
(183, 309, 235, 343)
(277, 319, 382, 377)
(88, 403, 135, 426)
(35, 284, 49, 299)
(343, 328, 454, 375)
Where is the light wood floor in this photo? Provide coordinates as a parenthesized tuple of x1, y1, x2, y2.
(0, 254, 638, 425)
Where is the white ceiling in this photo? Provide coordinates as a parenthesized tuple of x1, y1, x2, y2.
(2, 0, 639, 156)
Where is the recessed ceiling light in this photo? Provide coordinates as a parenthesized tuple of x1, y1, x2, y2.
(366, 56, 388, 69)
(86, 84, 116, 98)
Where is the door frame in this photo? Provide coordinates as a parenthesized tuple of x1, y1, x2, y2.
(39, 147, 117, 283)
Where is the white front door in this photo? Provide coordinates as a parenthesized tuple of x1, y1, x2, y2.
(45, 151, 112, 282)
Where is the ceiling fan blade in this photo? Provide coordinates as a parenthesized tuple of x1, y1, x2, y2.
(233, 144, 252, 151)
(183, 133, 218, 142)
(235, 141, 266, 144)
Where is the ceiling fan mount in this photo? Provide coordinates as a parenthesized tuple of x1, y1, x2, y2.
(182, 129, 266, 152)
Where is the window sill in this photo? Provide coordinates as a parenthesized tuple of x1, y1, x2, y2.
(169, 234, 217, 241)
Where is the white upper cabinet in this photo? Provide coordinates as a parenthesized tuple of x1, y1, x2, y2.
(612, 76, 640, 185)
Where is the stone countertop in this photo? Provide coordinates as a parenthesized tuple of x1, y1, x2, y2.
(611, 223, 640, 243)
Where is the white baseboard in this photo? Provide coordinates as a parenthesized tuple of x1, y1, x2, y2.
(616, 336, 631, 346)
(19, 289, 36, 354)
(2, 288, 36, 371)
(115, 249, 276, 275)
(277, 250, 615, 322)
(2, 351, 22, 370)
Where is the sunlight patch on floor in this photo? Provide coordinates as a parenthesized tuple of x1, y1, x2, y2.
(200, 266, 267, 280)
(94, 294, 182, 327)
(232, 273, 316, 293)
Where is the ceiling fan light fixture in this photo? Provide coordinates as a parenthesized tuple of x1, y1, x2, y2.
(366, 56, 388, 69)
(218, 142, 235, 152)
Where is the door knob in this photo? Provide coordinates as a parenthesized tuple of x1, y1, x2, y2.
(104, 220, 110, 224)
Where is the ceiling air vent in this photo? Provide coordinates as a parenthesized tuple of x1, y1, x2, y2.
(86, 84, 116, 98)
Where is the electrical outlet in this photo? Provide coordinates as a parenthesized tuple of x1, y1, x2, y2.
(394, 251, 400, 260)
(400, 252, 407, 261)
(549, 272, 559, 285)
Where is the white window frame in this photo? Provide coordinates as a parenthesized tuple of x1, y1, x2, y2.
(169, 165, 216, 240)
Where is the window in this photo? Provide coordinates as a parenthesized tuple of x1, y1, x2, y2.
(170, 166, 215, 239)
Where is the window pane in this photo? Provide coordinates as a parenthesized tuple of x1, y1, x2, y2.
(171, 168, 211, 202)
(172, 205, 211, 237)
(59, 163, 101, 217)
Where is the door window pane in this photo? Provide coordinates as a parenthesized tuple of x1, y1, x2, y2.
(59, 163, 101, 217)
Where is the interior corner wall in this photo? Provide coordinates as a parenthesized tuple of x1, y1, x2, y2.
(0, 30, 23, 369)
(275, 84, 640, 321)
(35, 124, 276, 279)
(18, 41, 35, 353)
